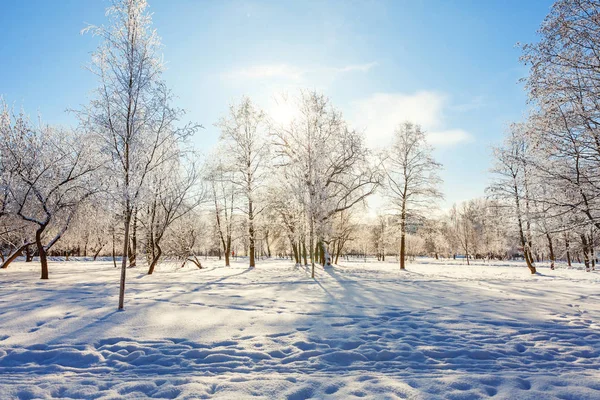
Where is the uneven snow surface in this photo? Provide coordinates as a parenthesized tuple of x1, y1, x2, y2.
(1, 258, 599, 399)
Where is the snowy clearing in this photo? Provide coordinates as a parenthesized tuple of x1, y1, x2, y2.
(1, 258, 599, 399)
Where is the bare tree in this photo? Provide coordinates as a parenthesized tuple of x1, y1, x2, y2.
(216, 97, 269, 268)
(145, 160, 202, 274)
(272, 91, 379, 277)
(489, 124, 537, 273)
(80, 0, 198, 309)
(381, 122, 443, 270)
(0, 104, 99, 278)
(205, 156, 236, 266)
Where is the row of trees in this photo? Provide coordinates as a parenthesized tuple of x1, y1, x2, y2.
(0, 0, 445, 309)
(3, 0, 599, 311)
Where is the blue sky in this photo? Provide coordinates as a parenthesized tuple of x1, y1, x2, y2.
(0, 0, 553, 208)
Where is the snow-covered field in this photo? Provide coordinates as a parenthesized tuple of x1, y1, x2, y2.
(1, 258, 599, 399)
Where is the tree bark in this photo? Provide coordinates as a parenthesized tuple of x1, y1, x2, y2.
(399, 212, 406, 270)
(291, 241, 299, 265)
(112, 228, 117, 268)
(0, 242, 33, 269)
(565, 233, 572, 267)
(225, 235, 231, 266)
(547, 233, 555, 270)
(581, 234, 591, 271)
(265, 230, 271, 258)
(514, 184, 535, 274)
(302, 240, 307, 266)
(147, 242, 162, 275)
(25, 245, 33, 262)
(35, 226, 49, 279)
(589, 231, 595, 271)
(128, 207, 137, 268)
(248, 198, 255, 268)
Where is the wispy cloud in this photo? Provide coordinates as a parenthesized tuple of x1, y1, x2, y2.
(427, 129, 471, 146)
(349, 91, 473, 148)
(333, 61, 378, 73)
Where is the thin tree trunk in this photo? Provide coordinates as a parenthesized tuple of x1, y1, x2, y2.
(265, 230, 271, 258)
(249, 199, 255, 268)
(565, 233, 572, 267)
(112, 229, 117, 268)
(118, 210, 132, 310)
(128, 207, 137, 268)
(25, 245, 34, 262)
(309, 221, 315, 278)
(302, 240, 307, 266)
(225, 235, 231, 266)
(148, 242, 162, 275)
(589, 231, 595, 271)
(93, 247, 102, 261)
(291, 241, 299, 265)
(547, 233, 555, 270)
(400, 212, 406, 270)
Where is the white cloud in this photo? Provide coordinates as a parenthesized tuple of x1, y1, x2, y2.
(349, 91, 472, 149)
(333, 61, 378, 73)
(426, 129, 472, 146)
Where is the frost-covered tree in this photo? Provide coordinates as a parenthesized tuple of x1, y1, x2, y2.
(80, 0, 198, 308)
(381, 122, 443, 270)
(144, 159, 202, 274)
(205, 155, 237, 266)
(216, 97, 269, 268)
(272, 91, 379, 277)
(521, 0, 600, 233)
(0, 103, 99, 278)
(489, 124, 537, 273)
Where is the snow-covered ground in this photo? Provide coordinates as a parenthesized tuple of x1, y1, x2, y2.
(1, 258, 599, 399)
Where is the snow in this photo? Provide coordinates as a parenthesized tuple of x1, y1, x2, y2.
(1, 258, 599, 399)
